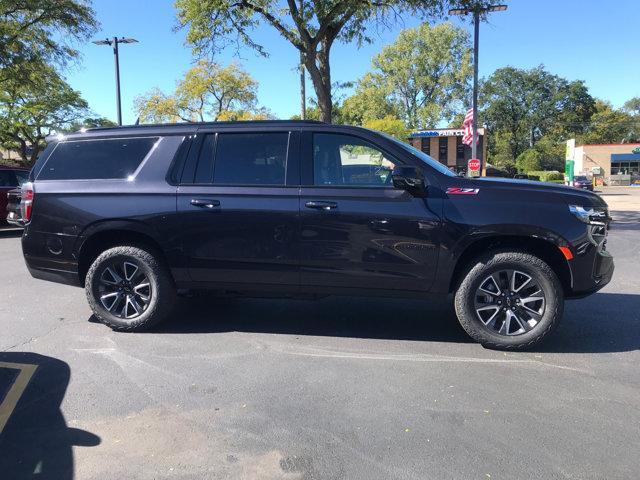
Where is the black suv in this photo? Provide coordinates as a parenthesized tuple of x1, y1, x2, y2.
(20, 121, 613, 349)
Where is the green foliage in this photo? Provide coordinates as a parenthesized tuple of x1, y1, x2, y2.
(481, 65, 595, 160)
(363, 115, 411, 141)
(340, 73, 397, 125)
(527, 171, 564, 182)
(134, 60, 260, 123)
(174, 0, 502, 122)
(515, 149, 543, 173)
(64, 117, 117, 133)
(0, 0, 98, 82)
(0, 63, 88, 164)
(578, 100, 640, 144)
(367, 22, 471, 129)
(623, 97, 640, 116)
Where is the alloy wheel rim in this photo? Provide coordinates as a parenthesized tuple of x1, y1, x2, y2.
(97, 260, 151, 319)
(473, 269, 546, 336)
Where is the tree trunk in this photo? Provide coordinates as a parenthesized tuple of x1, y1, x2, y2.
(304, 43, 333, 123)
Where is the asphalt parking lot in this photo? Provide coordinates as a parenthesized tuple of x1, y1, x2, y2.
(1, 188, 639, 479)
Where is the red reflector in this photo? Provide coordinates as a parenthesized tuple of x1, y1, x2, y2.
(559, 246, 573, 261)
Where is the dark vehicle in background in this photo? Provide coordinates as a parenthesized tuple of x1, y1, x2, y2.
(1, 167, 29, 226)
(19, 121, 614, 349)
(6, 188, 23, 226)
(573, 175, 594, 191)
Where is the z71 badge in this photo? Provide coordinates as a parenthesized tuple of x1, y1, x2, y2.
(446, 187, 480, 195)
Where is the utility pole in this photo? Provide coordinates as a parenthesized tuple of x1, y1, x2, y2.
(299, 0, 306, 119)
(449, 4, 507, 175)
(92, 37, 139, 126)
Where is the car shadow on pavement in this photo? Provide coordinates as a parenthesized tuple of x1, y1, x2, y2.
(150, 292, 640, 353)
(0, 352, 100, 480)
(155, 294, 474, 344)
(533, 292, 640, 354)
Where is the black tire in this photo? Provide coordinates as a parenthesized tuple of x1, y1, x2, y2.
(454, 251, 563, 350)
(85, 245, 176, 332)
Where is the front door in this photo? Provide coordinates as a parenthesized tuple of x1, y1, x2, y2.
(299, 131, 441, 292)
(177, 130, 300, 287)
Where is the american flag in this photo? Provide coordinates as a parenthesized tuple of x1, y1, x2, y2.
(461, 108, 474, 146)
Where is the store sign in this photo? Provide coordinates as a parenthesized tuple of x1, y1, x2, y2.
(566, 139, 575, 161)
(632, 147, 640, 154)
(412, 129, 465, 137)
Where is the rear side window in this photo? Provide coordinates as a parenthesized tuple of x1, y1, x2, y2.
(213, 133, 288, 185)
(38, 137, 158, 180)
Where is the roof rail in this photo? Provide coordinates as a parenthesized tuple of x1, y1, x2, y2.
(86, 119, 327, 132)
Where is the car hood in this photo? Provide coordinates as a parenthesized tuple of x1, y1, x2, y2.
(470, 176, 606, 207)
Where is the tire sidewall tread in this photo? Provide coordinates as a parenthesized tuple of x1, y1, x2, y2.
(454, 250, 564, 350)
(85, 245, 176, 332)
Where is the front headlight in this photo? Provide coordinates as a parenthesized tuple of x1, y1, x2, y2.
(569, 205, 609, 225)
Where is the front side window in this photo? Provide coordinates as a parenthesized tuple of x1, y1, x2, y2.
(212, 132, 288, 185)
(38, 137, 158, 180)
(313, 133, 401, 187)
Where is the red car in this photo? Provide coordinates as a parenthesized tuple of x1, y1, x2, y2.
(1, 166, 29, 226)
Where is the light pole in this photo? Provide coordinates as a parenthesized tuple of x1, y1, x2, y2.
(92, 37, 139, 126)
(449, 4, 507, 174)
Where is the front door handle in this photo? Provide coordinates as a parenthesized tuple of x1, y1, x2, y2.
(190, 198, 220, 209)
(305, 201, 338, 211)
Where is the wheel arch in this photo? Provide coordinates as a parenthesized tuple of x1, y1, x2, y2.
(448, 235, 573, 296)
(76, 222, 170, 287)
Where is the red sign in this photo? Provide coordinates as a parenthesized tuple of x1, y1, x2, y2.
(468, 158, 481, 171)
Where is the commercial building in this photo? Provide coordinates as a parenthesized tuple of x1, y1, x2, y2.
(408, 128, 487, 174)
(570, 141, 640, 186)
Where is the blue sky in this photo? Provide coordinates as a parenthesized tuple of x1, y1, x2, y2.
(65, 0, 639, 125)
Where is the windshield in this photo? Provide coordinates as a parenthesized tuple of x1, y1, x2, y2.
(574, 176, 588, 181)
(378, 132, 456, 177)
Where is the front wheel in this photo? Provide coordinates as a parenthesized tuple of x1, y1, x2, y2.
(85, 245, 176, 331)
(454, 251, 564, 350)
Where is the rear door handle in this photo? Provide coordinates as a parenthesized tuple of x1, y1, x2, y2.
(305, 201, 338, 211)
(190, 198, 220, 209)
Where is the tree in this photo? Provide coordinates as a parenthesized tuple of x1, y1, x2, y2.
(623, 97, 640, 117)
(0, 0, 98, 82)
(175, 0, 501, 123)
(340, 73, 397, 125)
(515, 149, 542, 173)
(367, 22, 471, 129)
(363, 115, 410, 140)
(579, 100, 640, 145)
(135, 61, 259, 123)
(481, 65, 595, 160)
(0, 64, 88, 164)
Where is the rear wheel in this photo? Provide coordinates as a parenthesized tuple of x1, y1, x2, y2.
(86, 245, 176, 331)
(454, 251, 563, 350)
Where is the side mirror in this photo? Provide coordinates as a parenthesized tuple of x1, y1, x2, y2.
(392, 166, 428, 197)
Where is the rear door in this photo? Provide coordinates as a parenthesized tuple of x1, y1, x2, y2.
(299, 130, 441, 292)
(176, 128, 301, 287)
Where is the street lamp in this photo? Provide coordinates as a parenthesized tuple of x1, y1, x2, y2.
(449, 5, 507, 175)
(92, 37, 139, 126)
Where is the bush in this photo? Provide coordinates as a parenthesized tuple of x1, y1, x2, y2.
(528, 170, 564, 182)
(515, 149, 543, 173)
(527, 170, 564, 182)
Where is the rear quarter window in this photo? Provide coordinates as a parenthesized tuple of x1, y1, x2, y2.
(38, 137, 158, 180)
